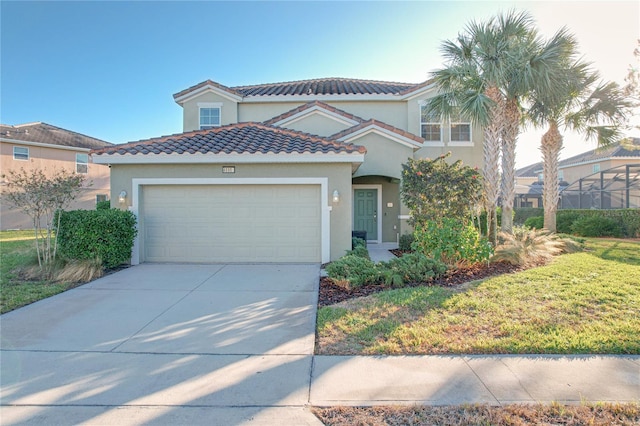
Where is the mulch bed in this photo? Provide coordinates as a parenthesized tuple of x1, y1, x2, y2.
(318, 254, 525, 307)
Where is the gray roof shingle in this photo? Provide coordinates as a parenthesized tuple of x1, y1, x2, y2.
(0, 122, 111, 149)
(91, 122, 366, 157)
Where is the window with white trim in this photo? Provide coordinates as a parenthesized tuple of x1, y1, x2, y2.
(76, 153, 88, 174)
(592, 163, 600, 173)
(420, 105, 441, 142)
(449, 112, 472, 143)
(13, 146, 29, 160)
(199, 102, 222, 129)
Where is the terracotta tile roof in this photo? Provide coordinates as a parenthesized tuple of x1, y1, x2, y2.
(263, 101, 367, 126)
(0, 122, 111, 149)
(330, 119, 424, 145)
(174, 78, 432, 100)
(91, 122, 366, 157)
(233, 77, 420, 96)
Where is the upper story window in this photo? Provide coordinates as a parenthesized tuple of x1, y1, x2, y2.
(558, 170, 564, 181)
(592, 163, 601, 173)
(13, 146, 29, 160)
(449, 112, 472, 144)
(198, 102, 223, 130)
(420, 105, 441, 142)
(76, 153, 88, 174)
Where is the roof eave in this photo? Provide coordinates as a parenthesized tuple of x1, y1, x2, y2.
(92, 152, 365, 165)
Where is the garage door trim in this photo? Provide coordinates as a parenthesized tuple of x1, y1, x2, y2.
(129, 177, 330, 265)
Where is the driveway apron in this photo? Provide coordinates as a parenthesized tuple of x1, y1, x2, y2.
(0, 263, 324, 425)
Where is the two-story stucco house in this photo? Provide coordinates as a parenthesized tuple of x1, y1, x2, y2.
(1, 122, 112, 230)
(92, 78, 483, 264)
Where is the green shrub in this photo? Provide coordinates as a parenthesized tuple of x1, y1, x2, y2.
(325, 255, 379, 288)
(524, 216, 544, 230)
(345, 245, 370, 259)
(96, 200, 111, 210)
(56, 209, 137, 269)
(352, 237, 366, 250)
(398, 233, 414, 252)
(412, 218, 493, 266)
(571, 216, 622, 237)
(380, 253, 447, 286)
(556, 212, 583, 234)
(514, 208, 544, 225)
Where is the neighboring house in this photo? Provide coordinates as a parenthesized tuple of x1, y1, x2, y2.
(92, 77, 484, 264)
(515, 137, 640, 209)
(1, 122, 112, 230)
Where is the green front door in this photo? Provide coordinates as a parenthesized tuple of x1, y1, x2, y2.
(354, 189, 378, 241)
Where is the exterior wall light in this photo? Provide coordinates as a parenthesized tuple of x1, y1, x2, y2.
(332, 190, 340, 203)
(118, 190, 127, 204)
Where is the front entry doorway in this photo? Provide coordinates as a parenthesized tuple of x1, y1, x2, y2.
(353, 188, 378, 241)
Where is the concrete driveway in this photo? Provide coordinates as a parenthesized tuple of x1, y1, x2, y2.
(1, 264, 324, 425)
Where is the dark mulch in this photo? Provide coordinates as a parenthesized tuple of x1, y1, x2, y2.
(318, 259, 525, 307)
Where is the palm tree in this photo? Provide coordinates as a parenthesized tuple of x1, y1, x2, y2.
(425, 11, 535, 244)
(499, 25, 577, 233)
(425, 11, 572, 241)
(528, 62, 628, 232)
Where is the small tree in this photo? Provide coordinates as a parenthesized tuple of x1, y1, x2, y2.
(401, 154, 491, 265)
(401, 153, 483, 226)
(2, 168, 85, 267)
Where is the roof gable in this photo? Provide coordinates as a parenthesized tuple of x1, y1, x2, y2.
(0, 122, 111, 149)
(332, 119, 424, 149)
(173, 80, 243, 104)
(264, 101, 365, 128)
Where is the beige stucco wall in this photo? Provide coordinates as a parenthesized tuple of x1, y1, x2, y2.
(109, 162, 354, 261)
(413, 122, 484, 169)
(1, 141, 110, 230)
(181, 92, 239, 132)
(280, 113, 352, 137)
(350, 133, 414, 180)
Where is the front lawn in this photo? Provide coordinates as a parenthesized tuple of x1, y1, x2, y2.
(316, 238, 640, 355)
(0, 231, 72, 314)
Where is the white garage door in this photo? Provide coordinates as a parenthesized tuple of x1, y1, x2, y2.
(141, 184, 321, 263)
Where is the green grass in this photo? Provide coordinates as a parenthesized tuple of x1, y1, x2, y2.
(316, 238, 640, 355)
(1, 231, 71, 314)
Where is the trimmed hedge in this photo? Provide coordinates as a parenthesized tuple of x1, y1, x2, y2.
(524, 216, 544, 230)
(514, 208, 544, 225)
(570, 215, 622, 237)
(558, 209, 640, 237)
(56, 209, 137, 269)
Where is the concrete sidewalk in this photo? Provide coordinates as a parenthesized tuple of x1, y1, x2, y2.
(311, 355, 640, 406)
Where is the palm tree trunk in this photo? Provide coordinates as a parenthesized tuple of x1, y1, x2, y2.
(541, 120, 562, 232)
(483, 86, 504, 245)
(500, 98, 520, 234)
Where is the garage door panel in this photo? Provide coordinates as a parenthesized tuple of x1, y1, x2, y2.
(142, 184, 321, 263)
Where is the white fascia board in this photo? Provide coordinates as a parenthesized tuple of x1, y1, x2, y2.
(273, 107, 360, 127)
(242, 94, 403, 102)
(92, 152, 365, 165)
(337, 126, 423, 149)
(1, 138, 92, 152)
(401, 83, 437, 100)
(174, 85, 243, 104)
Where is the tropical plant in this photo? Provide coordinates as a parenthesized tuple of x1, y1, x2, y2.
(492, 227, 575, 266)
(528, 59, 629, 232)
